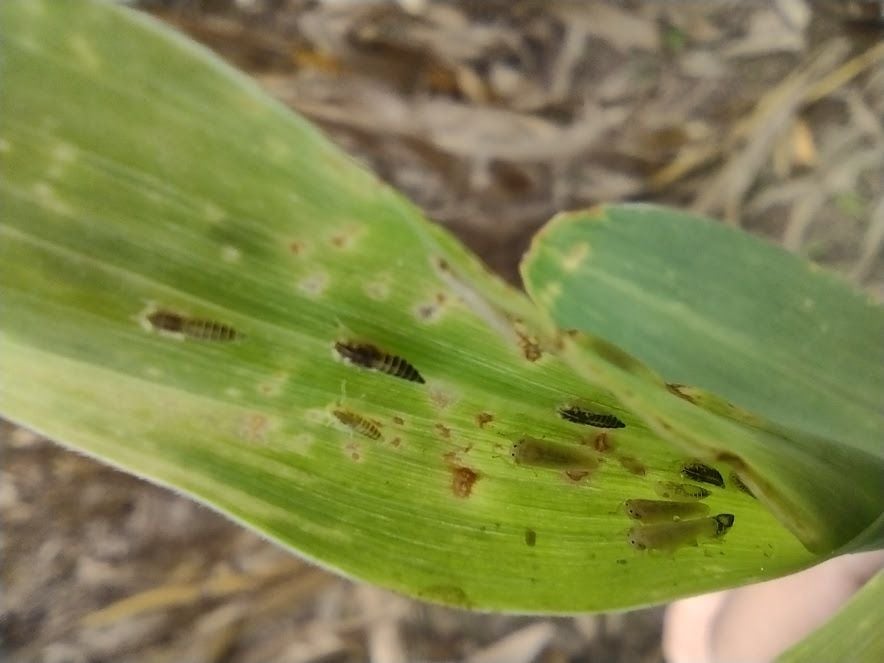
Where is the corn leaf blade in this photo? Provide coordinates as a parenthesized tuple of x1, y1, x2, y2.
(1, 0, 823, 612)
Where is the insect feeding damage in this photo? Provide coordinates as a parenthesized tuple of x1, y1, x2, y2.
(451, 465, 479, 498)
(475, 412, 494, 428)
(147, 310, 241, 341)
(616, 455, 646, 476)
(559, 406, 625, 429)
(334, 341, 425, 384)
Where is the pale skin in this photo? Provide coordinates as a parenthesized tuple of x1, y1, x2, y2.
(663, 550, 884, 662)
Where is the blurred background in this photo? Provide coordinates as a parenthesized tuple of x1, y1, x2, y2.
(2, 1, 883, 661)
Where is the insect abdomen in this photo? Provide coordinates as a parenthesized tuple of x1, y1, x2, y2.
(335, 341, 425, 384)
(624, 499, 710, 523)
(680, 462, 725, 487)
(729, 470, 756, 498)
(148, 310, 240, 341)
(333, 409, 382, 440)
(182, 319, 239, 341)
(559, 406, 625, 429)
(512, 437, 599, 470)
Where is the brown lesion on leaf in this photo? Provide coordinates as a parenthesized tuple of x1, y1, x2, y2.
(442, 444, 473, 467)
(288, 240, 305, 256)
(654, 417, 674, 433)
(475, 412, 494, 428)
(327, 224, 362, 251)
(344, 440, 363, 462)
(666, 383, 696, 404)
(428, 388, 456, 410)
(389, 436, 402, 448)
(392, 416, 405, 426)
(412, 285, 452, 324)
(434, 423, 452, 439)
(585, 431, 614, 453)
(518, 334, 543, 361)
(238, 413, 271, 443)
(617, 454, 647, 476)
(414, 293, 449, 323)
(512, 319, 542, 362)
(563, 469, 590, 483)
(257, 372, 288, 398)
(451, 466, 479, 498)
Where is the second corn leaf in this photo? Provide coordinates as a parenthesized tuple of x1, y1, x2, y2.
(521, 206, 884, 554)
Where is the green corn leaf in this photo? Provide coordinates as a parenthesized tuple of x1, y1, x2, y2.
(0, 0, 865, 613)
(776, 571, 884, 663)
(521, 207, 884, 555)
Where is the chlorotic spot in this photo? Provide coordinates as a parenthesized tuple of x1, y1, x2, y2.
(297, 273, 328, 298)
(221, 245, 241, 263)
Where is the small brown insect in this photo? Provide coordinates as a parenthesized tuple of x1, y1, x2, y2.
(333, 409, 382, 440)
(148, 310, 240, 341)
(681, 461, 724, 487)
(524, 529, 537, 547)
(729, 470, 756, 498)
(654, 481, 711, 501)
(334, 341, 425, 384)
(559, 406, 625, 429)
(617, 455, 647, 476)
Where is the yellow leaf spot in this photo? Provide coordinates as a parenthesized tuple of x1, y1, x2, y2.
(562, 242, 590, 272)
